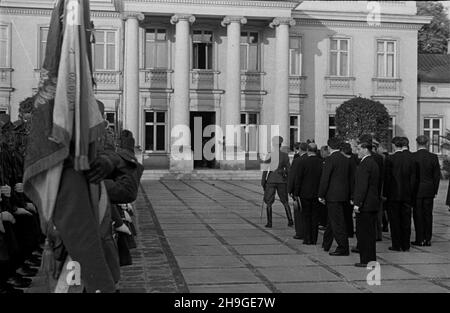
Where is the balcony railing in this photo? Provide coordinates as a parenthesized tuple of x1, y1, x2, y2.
(190, 70, 220, 90)
(94, 71, 121, 90)
(289, 76, 307, 95)
(140, 69, 172, 90)
(0, 68, 13, 90)
(372, 77, 402, 97)
(325, 76, 355, 95)
(241, 72, 265, 92)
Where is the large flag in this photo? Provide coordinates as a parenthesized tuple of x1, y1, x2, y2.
(24, 0, 116, 293)
(24, 0, 104, 233)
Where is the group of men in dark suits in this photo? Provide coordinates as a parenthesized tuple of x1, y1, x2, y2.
(263, 133, 441, 268)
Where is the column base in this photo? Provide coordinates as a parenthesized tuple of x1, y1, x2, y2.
(169, 149, 194, 172)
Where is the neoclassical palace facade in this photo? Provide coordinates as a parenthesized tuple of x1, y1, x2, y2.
(0, 0, 431, 170)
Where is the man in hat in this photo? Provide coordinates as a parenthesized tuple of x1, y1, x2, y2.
(261, 136, 293, 228)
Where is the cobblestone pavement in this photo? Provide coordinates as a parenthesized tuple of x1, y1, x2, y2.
(128, 179, 450, 293)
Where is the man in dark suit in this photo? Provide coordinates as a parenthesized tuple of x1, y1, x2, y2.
(384, 137, 417, 252)
(318, 137, 353, 256)
(288, 142, 308, 239)
(261, 136, 293, 228)
(292, 142, 301, 160)
(294, 143, 323, 245)
(340, 142, 357, 238)
(353, 138, 380, 267)
(412, 135, 440, 247)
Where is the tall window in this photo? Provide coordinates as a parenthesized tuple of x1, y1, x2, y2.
(240, 113, 258, 153)
(330, 38, 349, 76)
(289, 37, 302, 76)
(145, 28, 168, 69)
(145, 111, 167, 152)
(0, 109, 8, 115)
(290, 115, 301, 151)
(377, 40, 396, 78)
(329, 115, 336, 139)
(192, 30, 213, 70)
(0, 24, 9, 67)
(93, 30, 116, 71)
(424, 117, 442, 153)
(38, 27, 49, 68)
(240, 32, 259, 71)
(105, 111, 117, 134)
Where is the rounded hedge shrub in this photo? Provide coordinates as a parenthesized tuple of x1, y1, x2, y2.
(335, 97, 390, 144)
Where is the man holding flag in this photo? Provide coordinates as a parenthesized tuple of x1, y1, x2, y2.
(24, 0, 124, 293)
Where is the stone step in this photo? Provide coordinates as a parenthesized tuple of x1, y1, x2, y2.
(142, 170, 262, 180)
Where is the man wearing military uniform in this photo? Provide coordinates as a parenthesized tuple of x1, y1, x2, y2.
(261, 136, 293, 228)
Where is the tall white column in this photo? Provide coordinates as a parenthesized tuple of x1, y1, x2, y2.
(220, 16, 247, 170)
(170, 14, 195, 171)
(123, 12, 144, 145)
(270, 17, 295, 151)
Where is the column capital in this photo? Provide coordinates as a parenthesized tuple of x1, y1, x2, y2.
(121, 11, 145, 22)
(221, 16, 247, 27)
(269, 17, 296, 28)
(170, 14, 196, 25)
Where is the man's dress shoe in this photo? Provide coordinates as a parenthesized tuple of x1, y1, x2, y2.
(424, 240, 431, 247)
(388, 247, 401, 252)
(351, 247, 360, 253)
(329, 250, 350, 256)
(293, 235, 302, 240)
(17, 266, 38, 277)
(354, 263, 367, 268)
(411, 241, 424, 247)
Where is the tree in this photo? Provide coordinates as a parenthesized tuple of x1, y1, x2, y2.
(335, 97, 390, 144)
(417, 1, 450, 54)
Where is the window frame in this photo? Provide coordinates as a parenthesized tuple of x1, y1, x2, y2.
(144, 27, 169, 70)
(240, 112, 259, 153)
(376, 39, 397, 78)
(289, 36, 302, 76)
(93, 29, 118, 71)
(36, 25, 49, 69)
(329, 37, 350, 77)
(0, 23, 11, 68)
(289, 114, 301, 151)
(240, 31, 260, 72)
(423, 117, 443, 154)
(191, 29, 213, 70)
(144, 110, 167, 153)
(105, 111, 117, 134)
(328, 114, 337, 139)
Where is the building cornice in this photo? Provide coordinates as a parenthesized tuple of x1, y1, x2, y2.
(295, 18, 426, 31)
(124, 0, 299, 9)
(294, 11, 431, 30)
(0, 7, 121, 18)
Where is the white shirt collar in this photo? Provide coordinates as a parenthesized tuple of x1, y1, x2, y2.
(361, 154, 370, 163)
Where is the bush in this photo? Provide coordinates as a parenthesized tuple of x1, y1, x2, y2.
(335, 97, 390, 144)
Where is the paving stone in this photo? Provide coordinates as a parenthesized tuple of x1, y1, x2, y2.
(257, 266, 341, 282)
(364, 279, 449, 293)
(330, 265, 418, 281)
(243, 255, 317, 267)
(175, 256, 245, 268)
(189, 284, 271, 293)
(401, 264, 450, 278)
(183, 268, 260, 284)
(234, 244, 296, 255)
(275, 282, 362, 293)
(170, 245, 232, 256)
